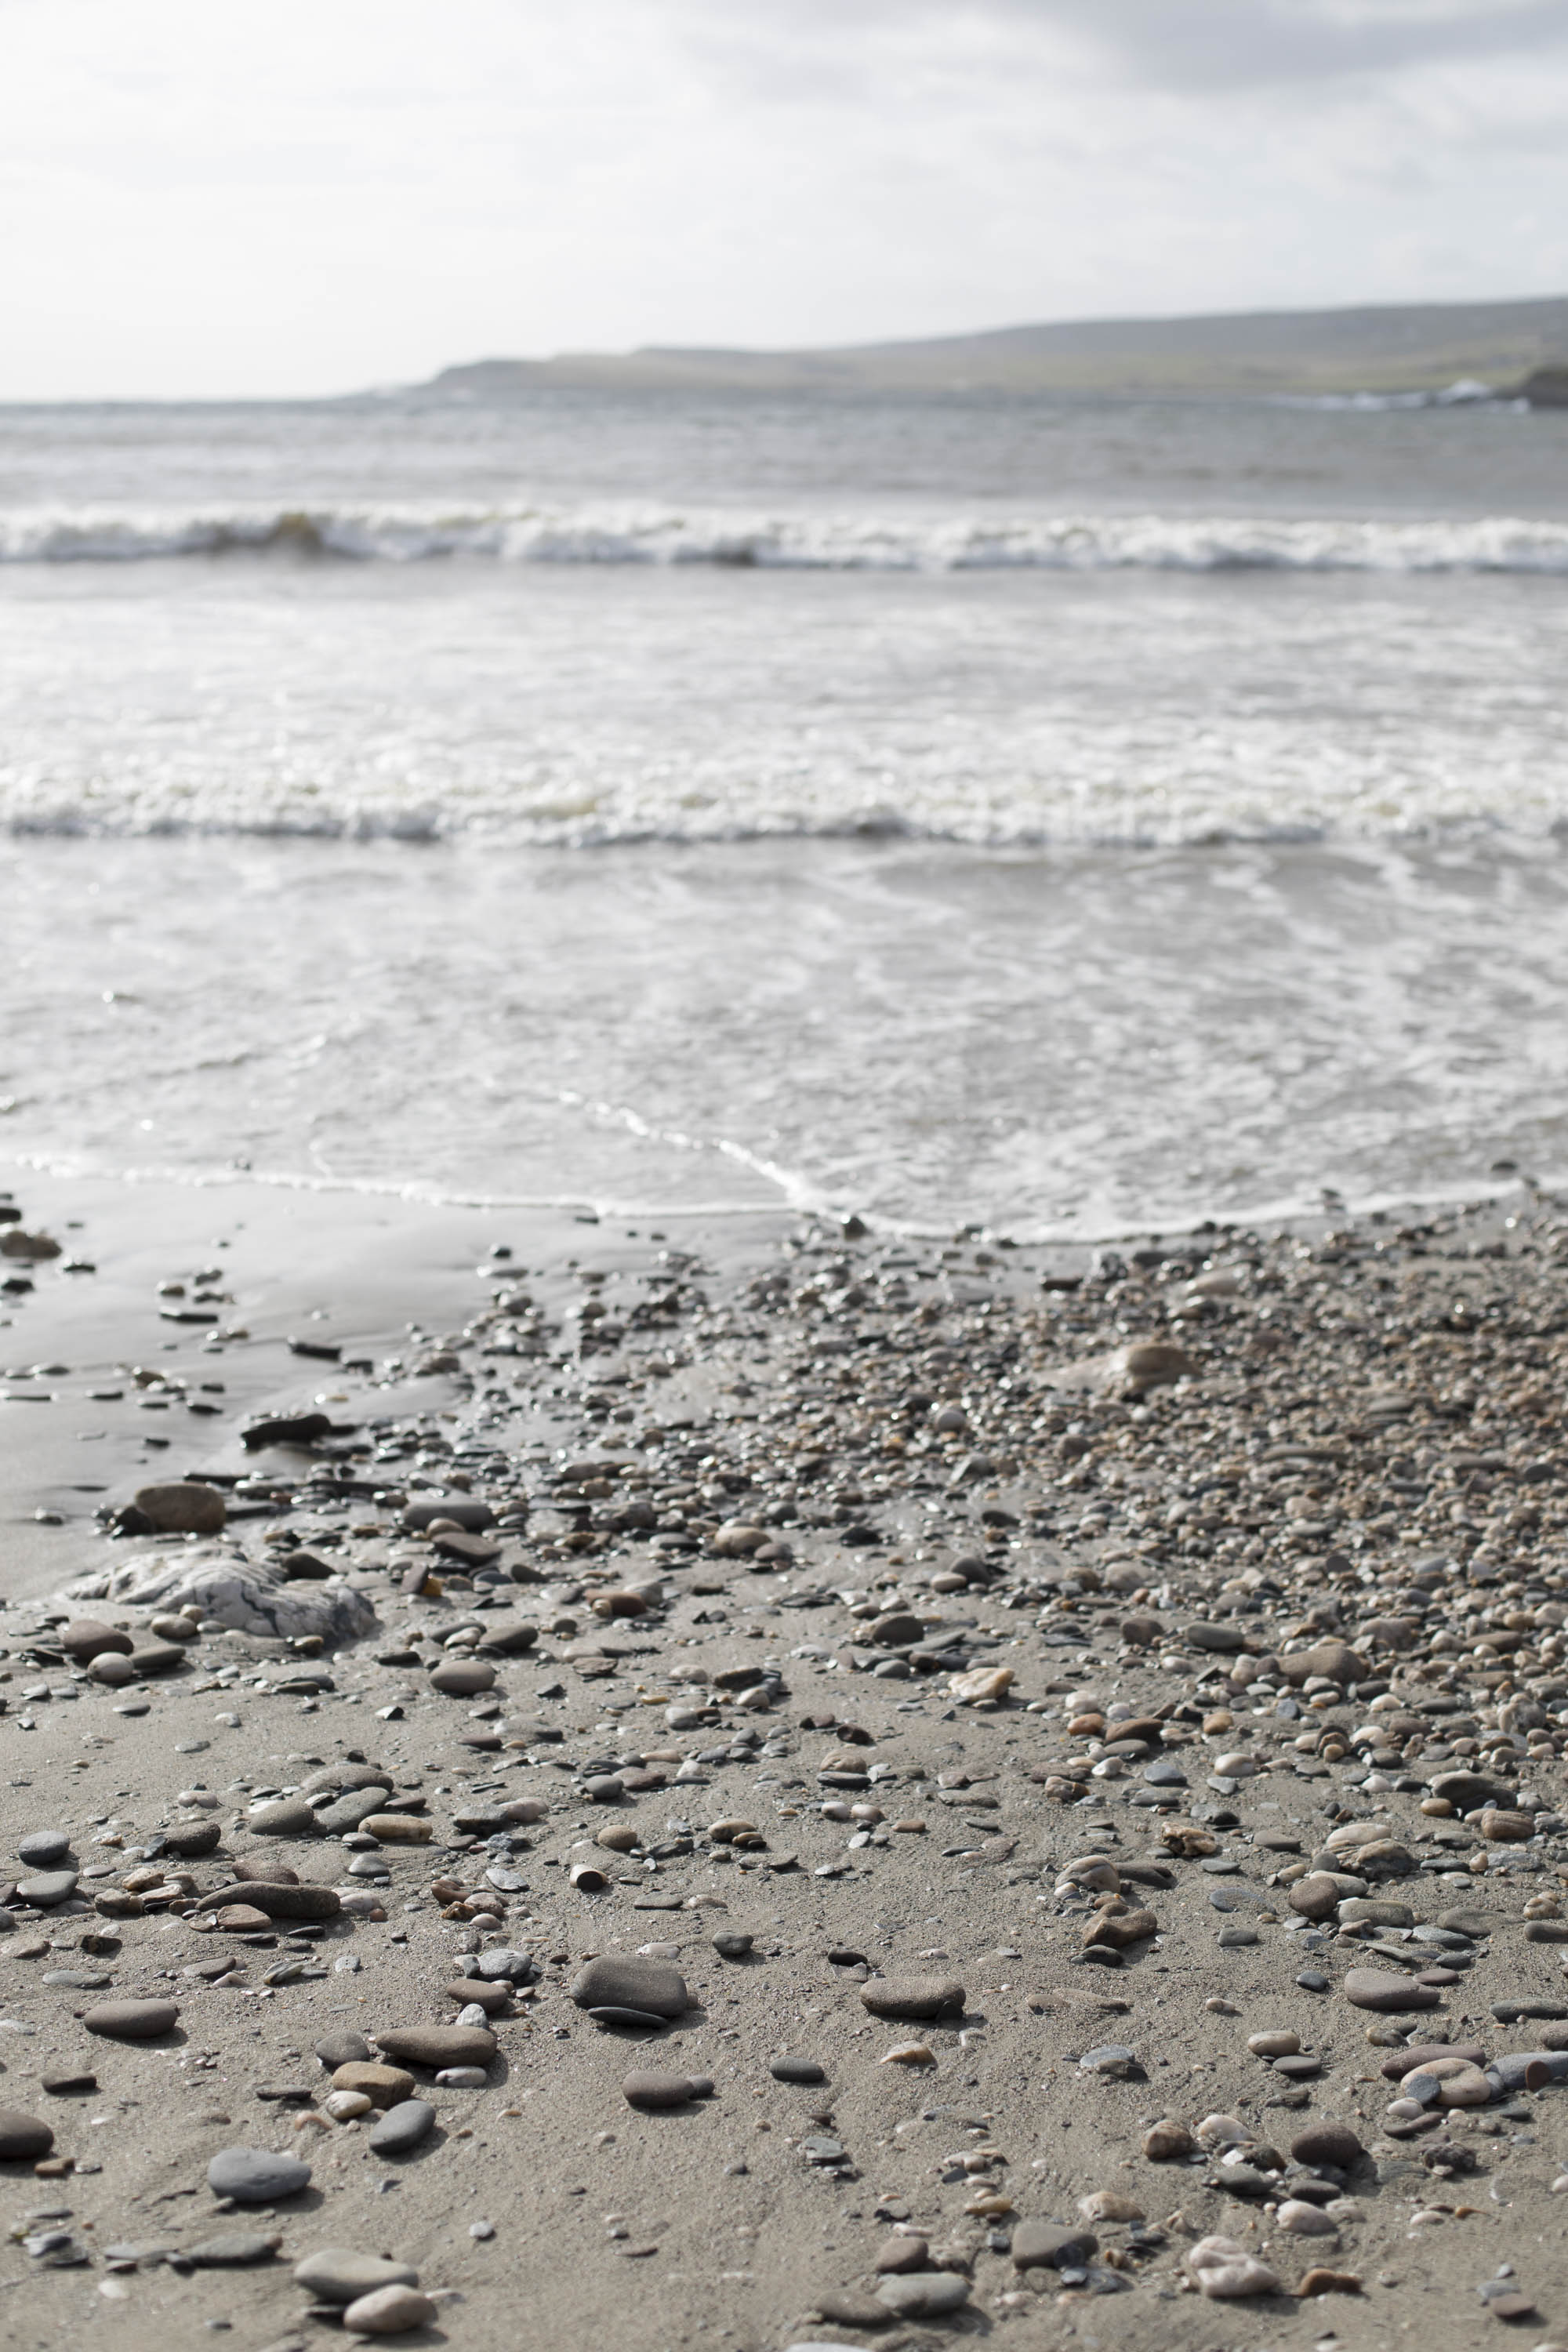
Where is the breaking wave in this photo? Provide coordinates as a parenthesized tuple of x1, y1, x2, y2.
(7, 500, 1568, 572)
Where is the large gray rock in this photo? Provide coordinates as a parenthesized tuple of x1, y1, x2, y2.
(58, 1553, 377, 1646)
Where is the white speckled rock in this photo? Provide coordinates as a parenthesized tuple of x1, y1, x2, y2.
(56, 1554, 376, 1643)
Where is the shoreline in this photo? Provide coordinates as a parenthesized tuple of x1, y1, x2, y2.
(0, 1164, 1565, 2347)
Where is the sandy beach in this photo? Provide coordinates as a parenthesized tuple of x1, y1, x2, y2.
(0, 1167, 1564, 2351)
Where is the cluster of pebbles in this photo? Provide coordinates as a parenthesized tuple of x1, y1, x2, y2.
(1, 1186, 1567, 2349)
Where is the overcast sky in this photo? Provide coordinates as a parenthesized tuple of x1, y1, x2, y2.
(3, 0, 1567, 398)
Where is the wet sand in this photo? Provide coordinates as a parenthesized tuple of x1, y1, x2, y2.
(0, 1170, 1564, 2352)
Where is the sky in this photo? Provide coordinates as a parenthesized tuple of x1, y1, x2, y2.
(2, 0, 1567, 397)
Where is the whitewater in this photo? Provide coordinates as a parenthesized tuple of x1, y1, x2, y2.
(2, 384, 1566, 1235)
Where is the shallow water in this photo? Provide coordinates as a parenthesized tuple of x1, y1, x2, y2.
(5, 830, 1566, 1236)
(2, 389, 1566, 1233)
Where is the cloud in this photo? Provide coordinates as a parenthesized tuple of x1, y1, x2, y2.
(1019, 0, 1568, 89)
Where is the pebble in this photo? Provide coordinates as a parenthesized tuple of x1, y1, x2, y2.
(248, 1799, 319, 1837)
(429, 1661, 495, 1697)
(622, 2071, 713, 2108)
(374, 2026, 495, 2071)
(59, 1621, 132, 1664)
(445, 1978, 511, 2013)
(331, 2063, 416, 2108)
(875, 2273, 971, 2317)
(292, 2249, 420, 2304)
(570, 1956, 689, 2019)
(315, 2031, 372, 2069)
(199, 1882, 340, 1922)
(205, 2147, 312, 2202)
(16, 1831, 71, 1867)
(187, 2231, 281, 2265)
(858, 1976, 965, 2021)
(769, 2057, 827, 2084)
(16, 1871, 78, 1908)
(341, 2285, 438, 2335)
(83, 1999, 178, 2040)
(132, 1480, 227, 1534)
(0, 2109, 53, 2162)
(365, 2099, 436, 2155)
(1292, 2123, 1363, 2170)
(1344, 1969, 1441, 2013)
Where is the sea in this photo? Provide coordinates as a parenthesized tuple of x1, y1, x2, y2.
(2, 385, 1566, 1240)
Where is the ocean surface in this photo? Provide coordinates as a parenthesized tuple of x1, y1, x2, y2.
(2, 387, 1566, 1236)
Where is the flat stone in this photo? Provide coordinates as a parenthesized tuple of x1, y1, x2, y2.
(0, 2109, 53, 2162)
(1185, 1622, 1247, 1652)
(1278, 1640, 1367, 1686)
(876, 2274, 970, 2318)
(216, 1904, 274, 1933)
(16, 1871, 78, 1908)
(342, 2284, 437, 2336)
(622, 2071, 713, 2108)
(430, 1661, 496, 1697)
(127, 1641, 187, 1676)
(813, 2289, 895, 2327)
(83, 1999, 178, 2040)
(293, 2249, 421, 2306)
(770, 2057, 827, 2085)
(187, 2231, 281, 2265)
(858, 1976, 965, 2022)
(1343, 1969, 1440, 2013)
(205, 2147, 312, 2202)
(359, 1815, 432, 1844)
(570, 1956, 689, 2020)
(198, 1881, 340, 1922)
(1428, 1771, 1515, 1813)
(330, 2063, 415, 2108)
(40, 2071, 96, 2096)
(59, 1621, 133, 1664)
(445, 1979, 511, 2014)
(248, 1800, 320, 1838)
(16, 1832, 71, 1868)
(875, 2235, 930, 2274)
(132, 1481, 227, 1535)
(373, 2025, 496, 2072)
(366, 2099, 436, 2155)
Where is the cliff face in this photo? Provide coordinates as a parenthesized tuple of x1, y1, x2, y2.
(416, 296, 1568, 400)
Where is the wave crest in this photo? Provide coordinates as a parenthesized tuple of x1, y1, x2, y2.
(6, 500, 1568, 572)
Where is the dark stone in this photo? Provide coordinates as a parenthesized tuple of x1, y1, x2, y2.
(366, 2099, 437, 2155)
(0, 2109, 53, 2162)
(83, 1999, 179, 2040)
(1290, 2123, 1363, 2171)
(241, 1413, 333, 1450)
(770, 2056, 827, 2085)
(858, 1976, 965, 2022)
(622, 2071, 713, 2108)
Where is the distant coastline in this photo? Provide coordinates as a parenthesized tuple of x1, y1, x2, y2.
(412, 292, 1568, 401)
